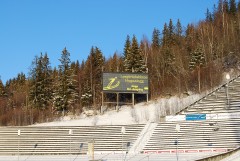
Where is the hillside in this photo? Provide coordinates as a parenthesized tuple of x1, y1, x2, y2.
(34, 93, 202, 126)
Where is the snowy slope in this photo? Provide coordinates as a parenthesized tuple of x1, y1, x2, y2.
(34, 94, 203, 126)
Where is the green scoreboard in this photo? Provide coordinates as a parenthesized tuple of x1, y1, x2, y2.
(102, 73, 149, 94)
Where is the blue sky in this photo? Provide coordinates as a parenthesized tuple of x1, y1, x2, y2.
(0, 0, 218, 84)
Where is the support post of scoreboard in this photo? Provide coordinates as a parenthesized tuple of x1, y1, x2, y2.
(101, 92, 104, 114)
(116, 92, 119, 111)
(132, 93, 135, 107)
(146, 68, 149, 103)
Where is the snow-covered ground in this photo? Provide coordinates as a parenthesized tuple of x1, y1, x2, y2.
(0, 152, 223, 161)
(220, 149, 240, 161)
(34, 94, 203, 126)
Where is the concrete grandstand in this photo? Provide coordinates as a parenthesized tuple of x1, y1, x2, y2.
(0, 75, 240, 160)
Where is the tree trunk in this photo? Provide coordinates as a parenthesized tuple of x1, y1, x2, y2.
(198, 66, 201, 93)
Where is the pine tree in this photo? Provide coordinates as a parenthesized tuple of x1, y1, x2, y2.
(28, 55, 42, 109)
(81, 55, 93, 107)
(131, 35, 140, 72)
(28, 53, 52, 110)
(108, 52, 118, 72)
(168, 19, 175, 45)
(185, 24, 195, 52)
(118, 55, 124, 72)
(0, 78, 5, 96)
(72, 60, 81, 106)
(80, 46, 104, 109)
(229, 0, 237, 15)
(161, 20, 176, 75)
(175, 19, 183, 45)
(41, 53, 53, 108)
(223, 0, 229, 13)
(152, 28, 160, 49)
(162, 23, 169, 46)
(189, 47, 205, 70)
(94, 47, 104, 76)
(16, 73, 26, 87)
(81, 80, 92, 107)
(189, 47, 205, 93)
(238, 1, 240, 11)
(37, 54, 45, 108)
(206, 8, 213, 22)
(92, 47, 104, 107)
(163, 47, 176, 74)
(53, 47, 78, 113)
(176, 19, 182, 36)
(123, 35, 146, 73)
(131, 35, 146, 72)
(123, 35, 132, 72)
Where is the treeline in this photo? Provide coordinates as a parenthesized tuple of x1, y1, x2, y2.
(1, 0, 240, 126)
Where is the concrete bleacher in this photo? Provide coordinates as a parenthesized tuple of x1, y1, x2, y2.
(177, 75, 240, 115)
(143, 118, 240, 152)
(0, 124, 145, 155)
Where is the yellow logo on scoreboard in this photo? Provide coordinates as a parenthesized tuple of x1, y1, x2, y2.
(103, 77, 120, 90)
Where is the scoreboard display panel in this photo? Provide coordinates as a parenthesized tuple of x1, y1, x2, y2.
(102, 73, 149, 94)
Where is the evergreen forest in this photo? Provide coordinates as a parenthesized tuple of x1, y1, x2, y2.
(1, 0, 240, 125)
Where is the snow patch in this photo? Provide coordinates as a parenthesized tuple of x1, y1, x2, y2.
(33, 94, 202, 126)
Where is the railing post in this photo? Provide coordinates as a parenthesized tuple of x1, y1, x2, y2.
(18, 129, 21, 161)
(69, 129, 73, 161)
